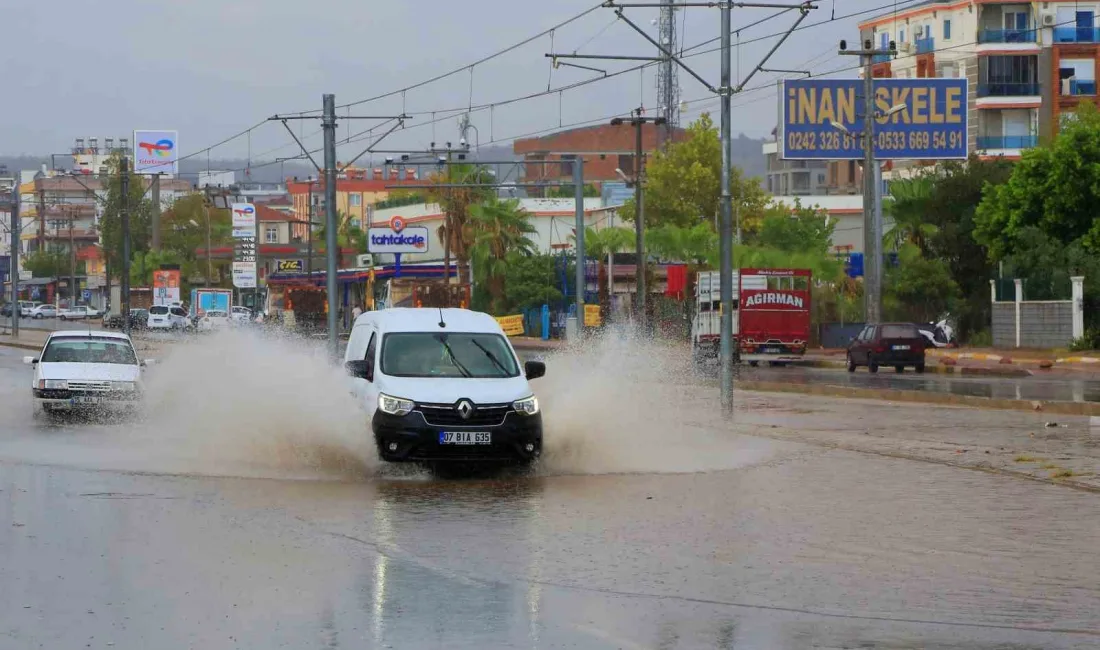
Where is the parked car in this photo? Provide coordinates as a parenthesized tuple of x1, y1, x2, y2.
(847, 323, 927, 374)
(18, 301, 40, 317)
(147, 304, 192, 331)
(24, 330, 154, 417)
(197, 309, 231, 332)
(30, 304, 58, 319)
(58, 305, 102, 321)
(103, 308, 148, 331)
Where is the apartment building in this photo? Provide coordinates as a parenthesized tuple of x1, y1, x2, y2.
(860, 0, 1100, 162)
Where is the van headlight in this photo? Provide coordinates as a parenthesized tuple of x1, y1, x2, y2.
(378, 393, 414, 417)
(39, 379, 68, 390)
(513, 395, 539, 416)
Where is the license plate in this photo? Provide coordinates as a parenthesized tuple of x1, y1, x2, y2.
(892, 344, 910, 350)
(439, 431, 491, 445)
(763, 347, 780, 354)
(72, 396, 101, 405)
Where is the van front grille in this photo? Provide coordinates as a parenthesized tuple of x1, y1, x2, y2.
(417, 402, 511, 427)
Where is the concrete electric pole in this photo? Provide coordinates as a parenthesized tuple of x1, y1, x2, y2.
(839, 38, 895, 325)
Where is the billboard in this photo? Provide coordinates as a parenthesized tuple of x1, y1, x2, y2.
(232, 262, 257, 289)
(133, 130, 179, 174)
(779, 78, 967, 160)
(368, 216, 429, 255)
(231, 203, 256, 229)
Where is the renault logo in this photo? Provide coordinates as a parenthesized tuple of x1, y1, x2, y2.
(456, 400, 474, 419)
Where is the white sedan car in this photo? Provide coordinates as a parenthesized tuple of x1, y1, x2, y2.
(58, 305, 101, 320)
(30, 304, 58, 319)
(25, 330, 154, 416)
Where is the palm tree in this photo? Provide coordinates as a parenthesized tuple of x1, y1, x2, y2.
(571, 226, 633, 320)
(467, 196, 537, 312)
(425, 164, 495, 283)
(883, 176, 938, 252)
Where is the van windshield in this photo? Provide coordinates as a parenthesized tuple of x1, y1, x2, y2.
(149, 306, 169, 315)
(381, 332, 520, 378)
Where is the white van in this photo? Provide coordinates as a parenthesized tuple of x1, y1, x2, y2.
(344, 308, 546, 464)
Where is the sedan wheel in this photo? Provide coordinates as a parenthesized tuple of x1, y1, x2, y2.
(846, 353, 856, 373)
(867, 354, 879, 374)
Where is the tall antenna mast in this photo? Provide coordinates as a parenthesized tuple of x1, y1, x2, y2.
(656, 0, 680, 146)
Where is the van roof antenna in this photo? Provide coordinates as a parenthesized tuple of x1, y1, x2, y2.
(438, 306, 446, 328)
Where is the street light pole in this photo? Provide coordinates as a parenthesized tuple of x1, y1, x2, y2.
(8, 184, 19, 337)
(205, 206, 212, 288)
(719, 0, 734, 414)
(610, 112, 665, 330)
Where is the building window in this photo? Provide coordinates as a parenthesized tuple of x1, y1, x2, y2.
(265, 226, 278, 243)
(349, 193, 362, 207)
(943, 19, 951, 40)
(560, 154, 577, 177)
(618, 154, 635, 174)
(817, 173, 826, 185)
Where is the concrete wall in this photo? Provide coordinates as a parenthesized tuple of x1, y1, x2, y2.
(992, 301, 1074, 348)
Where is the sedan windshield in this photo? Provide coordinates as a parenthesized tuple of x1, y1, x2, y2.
(42, 338, 138, 365)
(381, 332, 519, 378)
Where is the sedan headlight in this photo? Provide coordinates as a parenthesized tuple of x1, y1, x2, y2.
(111, 381, 137, 391)
(39, 379, 68, 390)
(378, 393, 414, 417)
(513, 395, 540, 416)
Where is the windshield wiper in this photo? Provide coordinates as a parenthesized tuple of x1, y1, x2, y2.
(471, 340, 510, 377)
(437, 338, 472, 378)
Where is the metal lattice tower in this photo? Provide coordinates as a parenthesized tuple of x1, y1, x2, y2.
(656, 0, 680, 143)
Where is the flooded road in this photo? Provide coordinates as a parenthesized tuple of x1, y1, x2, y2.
(733, 364, 1100, 403)
(2, 338, 1099, 649)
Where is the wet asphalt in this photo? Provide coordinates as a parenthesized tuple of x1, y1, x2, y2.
(2, 345, 1100, 649)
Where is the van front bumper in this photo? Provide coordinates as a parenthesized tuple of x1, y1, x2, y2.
(372, 410, 543, 463)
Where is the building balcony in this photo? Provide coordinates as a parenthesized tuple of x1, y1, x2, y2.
(1065, 79, 1097, 96)
(1053, 26, 1100, 43)
(978, 28, 1037, 43)
(977, 82, 1041, 97)
(977, 135, 1038, 150)
(916, 36, 935, 54)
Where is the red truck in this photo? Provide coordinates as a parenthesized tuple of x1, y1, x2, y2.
(737, 268, 812, 366)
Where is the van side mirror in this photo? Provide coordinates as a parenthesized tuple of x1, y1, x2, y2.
(345, 360, 373, 381)
(23, 356, 38, 365)
(524, 360, 546, 381)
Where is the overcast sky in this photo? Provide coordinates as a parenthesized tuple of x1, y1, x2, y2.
(5, 0, 898, 162)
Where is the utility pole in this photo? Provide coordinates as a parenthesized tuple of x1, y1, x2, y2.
(839, 38, 894, 324)
(718, 0, 734, 414)
(8, 184, 19, 337)
(574, 157, 585, 329)
(204, 205, 212, 288)
(151, 174, 162, 251)
(322, 94, 339, 358)
(611, 111, 665, 330)
(69, 214, 76, 306)
(269, 100, 408, 358)
(657, 0, 680, 147)
(121, 156, 132, 336)
(556, 0, 813, 416)
(307, 179, 315, 280)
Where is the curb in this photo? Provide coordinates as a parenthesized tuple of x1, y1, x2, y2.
(0, 340, 44, 352)
(738, 379, 1100, 416)
(797, 358, 1032, 378)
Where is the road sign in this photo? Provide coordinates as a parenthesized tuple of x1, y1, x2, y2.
(82, 289, 91, 301)
(779, 78, 968, 160)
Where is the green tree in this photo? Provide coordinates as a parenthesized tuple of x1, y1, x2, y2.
(922, 156, 1013, 340)
(468, 196, 538, 312)
(501, 253, 563, 312)
(619, 113, 769, 231)
(976, 101, 1100, 259)
(23, 250, 67, 278)
(753, 200, 835, 255)
(572, 226, 634, 319)
(883, 175, 938, 252)
(160, 194, 233, 286)
(646, 222, 717, 265)
(883, 243, 960, 323)
(130, 250, 184, 287)
(99, 154, 155, 275)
